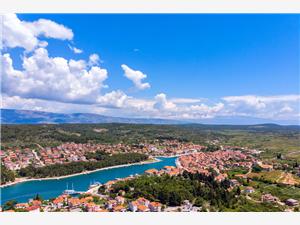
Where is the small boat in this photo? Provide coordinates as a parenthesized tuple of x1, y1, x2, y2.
(63, 189, 77, 195)
(63, 183, 77, 195)
(88, 180, 101, 189)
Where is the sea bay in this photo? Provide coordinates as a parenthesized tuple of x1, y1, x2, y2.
(0, 157, 177, 205)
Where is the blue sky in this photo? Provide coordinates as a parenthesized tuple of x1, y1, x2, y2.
(2, 14, 300, 124)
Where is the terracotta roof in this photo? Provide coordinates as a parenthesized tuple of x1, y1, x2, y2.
(31, 200, 42, 206)
(145, 169, 159, 174)
(53, 197, 64, 204)
(97, 208, 109, 212)
(113, 205, 125, 211)
(137, 204, 148, 211)
(130, 201, 138, 206)
(150, 202, 162, 207)
(26, 205, 40, 211)
(69, 198, 81, 205)
(15, 203, 29, 208)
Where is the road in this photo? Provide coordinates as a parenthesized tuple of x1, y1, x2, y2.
(33, 143, 45, 166)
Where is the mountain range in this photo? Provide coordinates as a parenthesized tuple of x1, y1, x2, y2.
(0, 109, 186, 125)
(1, 108, 299, 126)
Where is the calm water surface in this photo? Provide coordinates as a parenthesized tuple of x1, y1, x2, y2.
(0, 157, 177, 204)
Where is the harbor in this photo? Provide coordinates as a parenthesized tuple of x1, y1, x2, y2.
(1, 157, 177, 205)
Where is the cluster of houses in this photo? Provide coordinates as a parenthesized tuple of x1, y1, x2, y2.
(2, 189, 299, 212)
(38, 143, 97, 166)
(145, 165, 181, 176)
(5, 199, 43, 212)
(143, 140, 206, 156)
(255, 161, 274, 171)
(178, 150, 257, 182)
(1, 193, 164, 212)
(2, 187, 202, 213)
(0, 148, 40, 170)
(261, 193, 299, 208)
(1, 143, 104, 169)
(128, 198, 162, 212)
(1, 140, 207, 171)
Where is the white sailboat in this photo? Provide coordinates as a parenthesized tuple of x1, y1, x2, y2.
(63, 183, 76, 195)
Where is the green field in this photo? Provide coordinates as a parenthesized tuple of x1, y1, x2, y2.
(248, 170, 300, 185)
(223, 198, 284, 212)
(248, 180, 300, 202)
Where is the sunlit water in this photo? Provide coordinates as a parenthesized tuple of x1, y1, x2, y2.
(0, 157, 177, 204)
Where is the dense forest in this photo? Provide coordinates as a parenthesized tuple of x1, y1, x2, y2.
(106, 172, 282, 211)
(107, 172, 237, 209)
(13, 153, 148, 179)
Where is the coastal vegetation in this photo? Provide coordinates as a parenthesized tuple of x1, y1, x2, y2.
(107, 172, 240, 209)
(106, 171, 286, 211)
(15, 153, 148, 179)
(1, 165, 16, 185)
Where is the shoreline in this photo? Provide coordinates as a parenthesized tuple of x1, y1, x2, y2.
(156, 153, 189, 158)
(0, 158, 162, 188)
(175, 157, 182, 169)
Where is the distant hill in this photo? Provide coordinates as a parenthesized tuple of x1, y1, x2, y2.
(1, 108, 299, 127)
(0, 109, 186, 125)
(194, 115, 300, 126)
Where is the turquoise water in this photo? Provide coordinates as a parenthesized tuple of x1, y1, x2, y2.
(0, 157, 177, 205)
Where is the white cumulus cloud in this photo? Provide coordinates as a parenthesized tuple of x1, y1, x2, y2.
(68, 44, 83, 54)
(1, 94, 108, 114)
(2, 14, 73, 51)
(170, 98, 203, 104)
(223, 95, 300, 106)
(89, 54, 101, 66)
(96, 90, 129, 108)
(22, 18, 73, 40)
(222, 95, 300, 120)
(2, 48, 108, 104)
(154, 93, 177, 111)
(121, 64, 150, 90)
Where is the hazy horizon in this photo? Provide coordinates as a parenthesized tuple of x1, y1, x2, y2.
(1, 108, 299, 126)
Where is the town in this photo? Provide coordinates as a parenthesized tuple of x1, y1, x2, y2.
(2, 144, 300, 212)
(1, 140, 205, 171)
